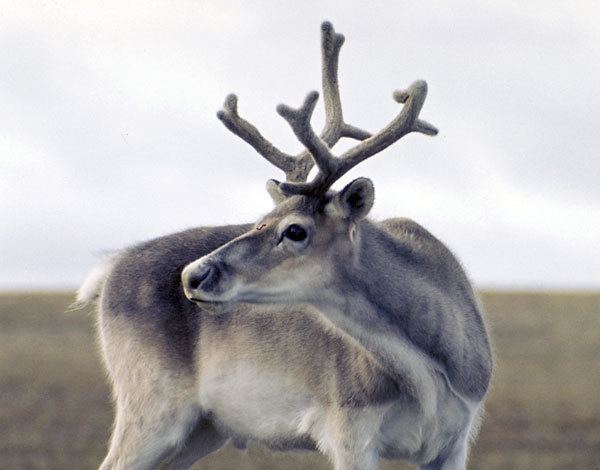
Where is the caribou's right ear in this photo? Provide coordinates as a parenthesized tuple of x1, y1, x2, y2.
(266, 179, 287, 205)
(329, 177, 375, 221)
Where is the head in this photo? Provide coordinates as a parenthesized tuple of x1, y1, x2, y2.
(181, 177, 374, 307)
(197, 22, 436, 307)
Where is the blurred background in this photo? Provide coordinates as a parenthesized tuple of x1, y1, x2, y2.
(1, 1, 599, 468)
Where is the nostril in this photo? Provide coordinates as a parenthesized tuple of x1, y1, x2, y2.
(189, 265, 213, 290)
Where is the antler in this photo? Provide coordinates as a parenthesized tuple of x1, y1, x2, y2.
(276, 80, 438, 196)
(217, 21, 371, 183)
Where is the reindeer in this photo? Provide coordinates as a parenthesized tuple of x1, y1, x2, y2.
(77, 22, 492, 470)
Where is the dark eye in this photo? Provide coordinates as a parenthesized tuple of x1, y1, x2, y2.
(283, 224, 307, 242)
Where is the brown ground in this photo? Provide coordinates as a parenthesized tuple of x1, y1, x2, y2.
(0, 291, 598, 469)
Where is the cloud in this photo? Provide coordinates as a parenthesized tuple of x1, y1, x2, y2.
(1, 1, 599, 289)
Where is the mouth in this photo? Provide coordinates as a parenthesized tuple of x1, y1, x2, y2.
(187, 296, 227, 314)
(188, 296, 220, 305)
(183, 286, 218, 303)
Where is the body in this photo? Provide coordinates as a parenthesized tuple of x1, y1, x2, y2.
(82, 21, 492, 469)
(85, 214, 492, 469)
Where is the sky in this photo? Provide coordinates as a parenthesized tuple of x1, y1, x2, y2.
(1, 1, 599, 290)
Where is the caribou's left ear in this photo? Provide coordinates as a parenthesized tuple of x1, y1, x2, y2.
(330, 177, 375, 221)
(266, 179, 287, 205)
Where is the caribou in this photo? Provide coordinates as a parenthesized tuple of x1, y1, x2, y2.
(77, 22, 492, 470)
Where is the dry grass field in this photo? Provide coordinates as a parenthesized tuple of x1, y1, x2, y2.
(0, 291, 599, 469)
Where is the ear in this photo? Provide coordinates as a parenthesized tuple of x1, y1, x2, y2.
(266, 179, 288, 205)
(331, 177, 375, 221)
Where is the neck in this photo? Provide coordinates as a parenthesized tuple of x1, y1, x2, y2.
(309, 221, 438, 396)
(318, 220, 413, 329)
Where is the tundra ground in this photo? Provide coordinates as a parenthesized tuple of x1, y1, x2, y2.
(0, 291, 598, 469)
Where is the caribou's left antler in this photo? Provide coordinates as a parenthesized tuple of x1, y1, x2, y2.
(276, 81, 438, 196)
(217, 22, 371, 183)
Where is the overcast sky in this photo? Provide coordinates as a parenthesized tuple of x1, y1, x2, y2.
(1, 1, 599, 290)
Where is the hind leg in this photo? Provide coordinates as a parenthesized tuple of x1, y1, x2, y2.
(161, 418, 228, 470)
(98, 315, 200, 469)
(99, 384, 200, 470)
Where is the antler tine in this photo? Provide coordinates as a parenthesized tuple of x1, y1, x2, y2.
(292, 22, 372, 182)
(337, 81, 438, 170)
(217, 94, 297, 176)
(217, 21, 371, 184)
(280, 80, 438, 196)
(277, 92, 339, 177)
(319, 21, 372, 143)
(319, 21, 345, 141)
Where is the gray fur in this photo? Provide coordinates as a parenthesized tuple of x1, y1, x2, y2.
(88, 194, 492, 469)
(89, 207, 490, 469)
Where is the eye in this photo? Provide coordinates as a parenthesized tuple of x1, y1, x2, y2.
(283, 224, 307, 242)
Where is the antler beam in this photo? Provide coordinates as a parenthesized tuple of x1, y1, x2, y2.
(217, 21, 371, 183)
(278, 81, 438, 196)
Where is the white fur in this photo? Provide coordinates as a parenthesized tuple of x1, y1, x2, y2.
(71, 253, 119, 309)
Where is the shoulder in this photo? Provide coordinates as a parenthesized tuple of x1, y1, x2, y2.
(378, 217, 438, 245)
(375, 217, 472, 293)
(376, 217, 450, 261)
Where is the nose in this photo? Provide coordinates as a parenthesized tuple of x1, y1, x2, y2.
(182, 261, 221, 299)
(188, 265, 213, 290)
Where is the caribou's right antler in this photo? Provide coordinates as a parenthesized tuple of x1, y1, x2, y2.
(276, 81, 438, 196)
(217, 21, 371, 183)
